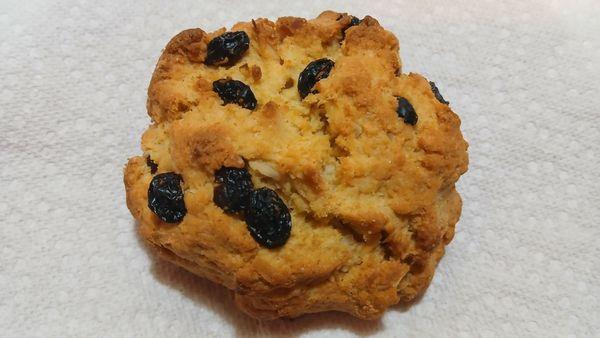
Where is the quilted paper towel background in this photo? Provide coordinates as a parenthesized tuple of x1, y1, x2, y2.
(1, 0, 599, 336)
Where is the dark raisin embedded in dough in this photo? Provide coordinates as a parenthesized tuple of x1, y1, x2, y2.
(429, 81, 449, 105)
(205, 31, 250, 66)
(341, 16, 361, 39)
(396, 96, 418, 125)
(146, 156, 158, 174)
(213, 79, 257, 110)
(148, 172, 186, 223)
(298, 58, 335, 99)
(213, 166, 254, 213)
(245, 188, 291, 248)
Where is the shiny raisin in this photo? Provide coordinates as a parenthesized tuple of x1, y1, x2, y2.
(213, 167, 254, 213)
(429, 81, 449, 105)
(146, 156, 158, 174)
(148, 173, 187, 223)
(213, 79, 257, 110)
(396, 96, 418, 125)
(205, 31, 250, 66)
(245, 188, 291, 248)
(298, 58, 335, 99)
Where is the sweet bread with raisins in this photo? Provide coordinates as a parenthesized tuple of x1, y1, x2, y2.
(124, 10, 468, 320)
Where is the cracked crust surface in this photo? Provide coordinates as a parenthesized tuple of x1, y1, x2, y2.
(124, 11, 468, 320)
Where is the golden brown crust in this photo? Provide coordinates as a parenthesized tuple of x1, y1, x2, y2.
(124, 11, 468, 320)
(169, 122, 244, 172)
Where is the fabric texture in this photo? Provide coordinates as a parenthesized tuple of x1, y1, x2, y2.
(1, 0, 598, 337)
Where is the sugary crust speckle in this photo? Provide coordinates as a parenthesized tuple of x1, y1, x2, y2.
(124, 11, 468, 320)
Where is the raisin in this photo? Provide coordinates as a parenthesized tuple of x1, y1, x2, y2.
(245, 188, 291, 248)
(298, 58, 335, 99)
(342, 16, 361, 39)
(148, 172, 186, 223)
(213, 167, 254, 213)
(337, 14, 360, 26)
(213, 79, 257, 110)
(349, 16, 361, 27)
(396, 96, 418, 125)
(205, 31, 250, 66)
(429, 81, 449, 105)
(146, 156, 158, 174)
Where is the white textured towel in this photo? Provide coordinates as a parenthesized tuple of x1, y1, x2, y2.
(1, 0, 599, 337)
